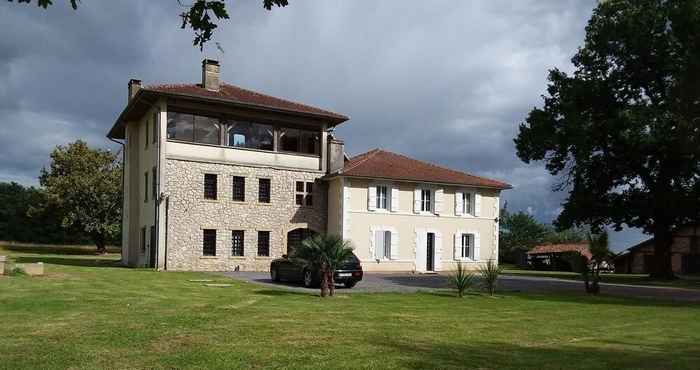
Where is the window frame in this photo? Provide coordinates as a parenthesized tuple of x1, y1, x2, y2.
(461, 233, 474, 260)
(258, 178, 271, 203)
(420, 189, 432, 212)
(231, 230, 245, 257)
(295, 181, 314, 207)
(203, 229, 217, 256)
(204, 173, 218, 200)
(374, 229, 392, 260)
(376, 185, 389, 210)
(257, 231, 270, 257)
(232, 176, 245, 202)
(462, 191, 472, 215)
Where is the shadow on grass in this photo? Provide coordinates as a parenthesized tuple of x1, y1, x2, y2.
(253, 289, 317, 297)
(368, 337, 699, 370)
(1, 244, 120, 255)
(13, 256, 123, 268)
(381, 274, 449, 289)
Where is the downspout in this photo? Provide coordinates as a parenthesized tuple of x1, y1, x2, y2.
(108, 136, 126, 265)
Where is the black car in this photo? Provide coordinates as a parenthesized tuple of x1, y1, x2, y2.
(270, 253, 363, 288)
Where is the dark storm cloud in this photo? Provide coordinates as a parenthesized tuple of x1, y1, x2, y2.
(0, 0, 646, 249)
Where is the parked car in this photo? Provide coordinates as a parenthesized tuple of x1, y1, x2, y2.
(270, 253, 363, 288)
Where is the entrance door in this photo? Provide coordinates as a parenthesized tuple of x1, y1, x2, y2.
(426, 232, 435, 272)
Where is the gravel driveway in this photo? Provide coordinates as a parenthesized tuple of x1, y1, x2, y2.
(221, 271, 700, 302)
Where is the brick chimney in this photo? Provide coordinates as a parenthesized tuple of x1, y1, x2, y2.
(128, 79, 141, 102)
(201, 59, 220, 91)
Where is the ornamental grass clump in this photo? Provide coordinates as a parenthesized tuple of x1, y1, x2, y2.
(478, 259, 503, 296)
(448, 262, 476, 298)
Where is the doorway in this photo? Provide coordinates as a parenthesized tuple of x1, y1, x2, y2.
(426, 232, 435, 272)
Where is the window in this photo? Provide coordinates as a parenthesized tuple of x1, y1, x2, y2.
(203, 229, 216, 256)
(152, 112, 158, 144)
(144, 172, 148, 203)
(295, 181, 313, 206)
(374, 230, 391, 259)
(204, 174, 217, 200)
(421, 189, 432, 212)
(462, 192, 472, 215)
(231, 230, 244, 257)
(151, 166, 157, 200)
(279, 127, 320, 155)
(226, 121, 274, 151)
(461, 233, 474, 259)
(166, 112, 221, 145)
(376, 186, 388, 210)
(232, 176, 245, 202)
(145, 119, 149, 149)
(258, 178, 271, 203)
(257, 231, 270, 257)
(140, 227, 146, 252)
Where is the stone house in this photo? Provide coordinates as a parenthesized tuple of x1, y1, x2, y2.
(106, 59, 511, 272)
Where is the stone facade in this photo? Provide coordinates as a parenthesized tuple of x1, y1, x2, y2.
(164, 158, 327, 271)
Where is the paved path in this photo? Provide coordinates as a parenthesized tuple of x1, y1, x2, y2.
(221, 271, 700, 302)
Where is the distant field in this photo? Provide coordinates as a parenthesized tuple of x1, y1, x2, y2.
(1, 245, 699, 369)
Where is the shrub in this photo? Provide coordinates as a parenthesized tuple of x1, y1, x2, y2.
(448, 262, 475, 298)
(478, 259, 503, 296)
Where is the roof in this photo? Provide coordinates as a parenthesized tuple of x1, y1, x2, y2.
(328, 149, 511, 189)
(108, 82, 348, 139)
(527, 243, 592, 260)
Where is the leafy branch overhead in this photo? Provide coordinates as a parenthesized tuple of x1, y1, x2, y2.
(8, 0, 290, 50)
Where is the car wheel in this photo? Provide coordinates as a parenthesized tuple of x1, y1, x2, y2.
(303, 269, 314, 288)
(344, 280, 357, 289)
(271, 267, 280, 282)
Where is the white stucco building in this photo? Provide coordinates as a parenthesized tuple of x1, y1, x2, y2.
(107, 60, 511, 272)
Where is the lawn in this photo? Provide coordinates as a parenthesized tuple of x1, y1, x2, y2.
(1, 246, 699, 370)
(501, 265, 700, 290)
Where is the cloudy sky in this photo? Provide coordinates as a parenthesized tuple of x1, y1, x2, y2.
(0, 0, 646, 250)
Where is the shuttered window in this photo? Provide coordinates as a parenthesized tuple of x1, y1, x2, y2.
(420, 189, 432, 212)
(204, 174, 217, 200)
(232, 176, 245, 201)
(258, 178, 271, 203)
(231, 230, 244, 256)
(257, 231, 270, 257)
(462, 192, 472, 215)
(376, 186, 388, 209)
(203, 229, 216, 256)
(461, 233, 473, 259)
(374, 230, 392, 259)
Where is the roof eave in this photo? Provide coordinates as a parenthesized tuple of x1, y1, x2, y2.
(322, 173, 512, 191)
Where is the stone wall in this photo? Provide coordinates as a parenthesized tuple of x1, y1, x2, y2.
(164, 158, 327, 271)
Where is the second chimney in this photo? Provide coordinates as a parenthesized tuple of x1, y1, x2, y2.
(202, 59, 220, 91)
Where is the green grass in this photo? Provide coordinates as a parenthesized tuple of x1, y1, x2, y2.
(502, 266, 700, 290)
(1, 246, 700, 369)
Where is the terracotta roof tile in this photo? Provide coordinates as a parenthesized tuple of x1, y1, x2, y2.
(145, 83, 348, 122)
(337, 149, 512, 189)
(528, 243, 592, 260)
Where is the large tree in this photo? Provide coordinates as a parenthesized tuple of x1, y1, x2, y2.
(499, 207, 549, 263)
(515, 0, 700, 278)
(7, 0, 289, 50)
(39, 140, 122, 253)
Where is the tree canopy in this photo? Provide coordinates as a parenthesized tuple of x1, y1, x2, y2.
(8, 0, 290, 50)
(514, 0, 700, 278)
(39, 140, 122, 253)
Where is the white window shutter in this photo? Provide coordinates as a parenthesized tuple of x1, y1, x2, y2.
(413, 188, 421, 213)
(369, 228, 375, 259)
(434, 189, 443, 215)
(434, 232, 442, 271)
(474, 192, 482, 217)
(390, 230, 399, 260)
(415, 229, 425, 272)
(473, 232, 481, 261)
(391, 186, 399, 212)
(453, 233, 460, 260)
(455, 191, 463, 216)
(368, 185, 376, 211)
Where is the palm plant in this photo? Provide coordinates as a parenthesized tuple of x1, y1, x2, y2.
(478, 259, 503, 296)
(566, 231, 612, 294)
(448, 262, 476, 298)
(294, 234, 355, 297)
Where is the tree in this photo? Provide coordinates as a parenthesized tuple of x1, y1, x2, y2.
(7, 0, 290, 50)
(499, 207, 549, 263)
(543, 226, 587, 244)
(564, 231, 613, 294)
(514, 0, 700, 279)
(39, 140, 122, 253)
(293, 234, 355, 297)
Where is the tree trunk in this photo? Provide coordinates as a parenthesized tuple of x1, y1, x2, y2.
(92, 232, 107, 254)
(319, 267, 329, 297)
(328, 271, 335, 296)
(650, 223, 675, 279)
